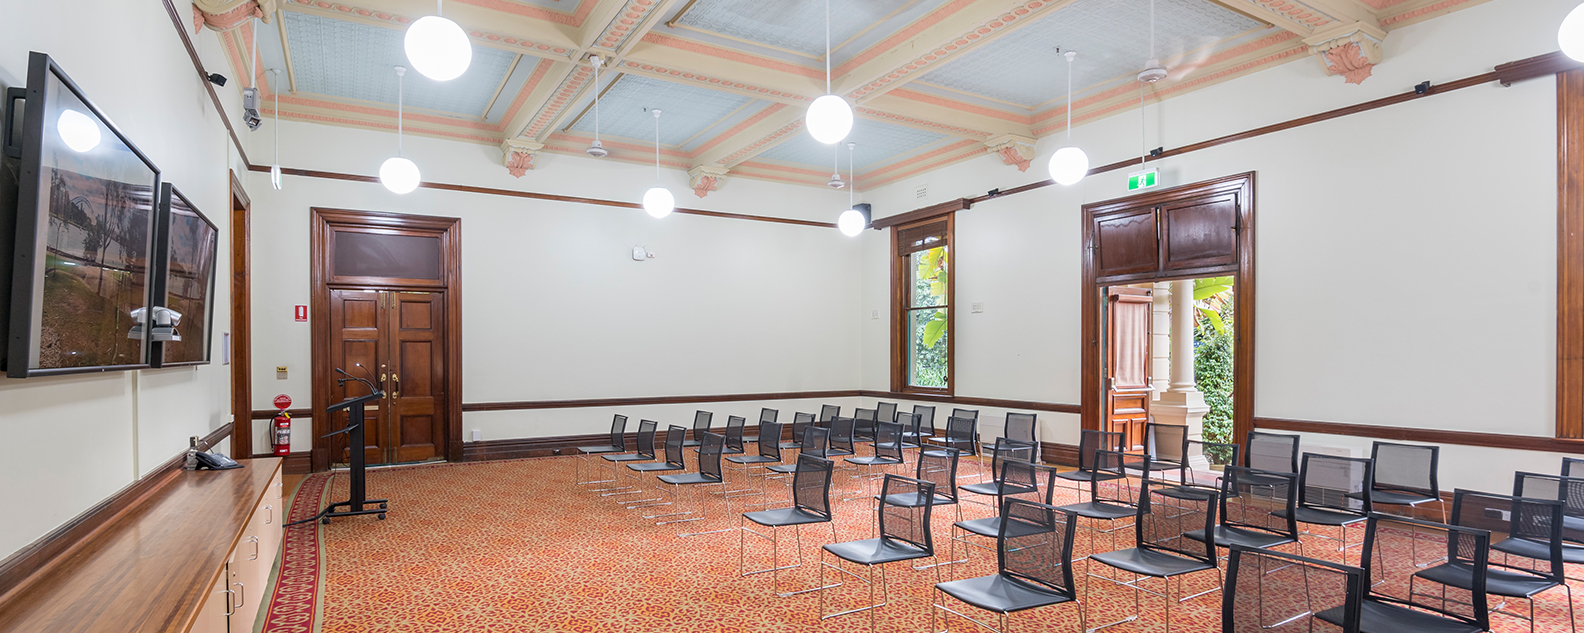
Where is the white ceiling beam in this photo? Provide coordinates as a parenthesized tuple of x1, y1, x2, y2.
(688, 104, 808, 168)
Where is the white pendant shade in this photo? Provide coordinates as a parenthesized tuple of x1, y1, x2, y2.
(270, 164, 283, 190)
(807, 95, 853, 144)
(838, 209, 865, 236)
(643, 186, 674, 218)
(380, 156, 421, 194)
(57, 109, 100, 153)
(1048, 146, 1089, 186)
(405, 15, 472, 81)
(1563, 3, 1584, 62)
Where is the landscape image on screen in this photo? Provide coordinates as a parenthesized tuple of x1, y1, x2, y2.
(162, 192, 216, 364)
(30, 69, 157, 370)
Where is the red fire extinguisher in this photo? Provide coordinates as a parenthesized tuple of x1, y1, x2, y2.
(272, 394, 293, 456)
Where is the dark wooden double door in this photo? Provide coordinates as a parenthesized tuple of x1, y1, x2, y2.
(329, 289, 446, 465)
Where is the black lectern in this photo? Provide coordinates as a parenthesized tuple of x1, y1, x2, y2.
(288, 374, 390, 526)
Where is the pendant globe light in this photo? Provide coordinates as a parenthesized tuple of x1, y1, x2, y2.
(1563, 3, 1584, 61)
(268, 67, 283, 190)
(806, 0, 853, 144)
(838, 142, 865, 236)
(1047, 50, 1089, 186)
(642, 109, 674, 218)
(380, 66, 421, 194)
(405, 0, 472, 81)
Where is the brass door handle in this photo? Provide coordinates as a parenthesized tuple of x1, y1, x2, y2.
(392, 373, 400, 399)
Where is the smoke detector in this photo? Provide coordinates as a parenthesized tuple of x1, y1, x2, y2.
(828, 173, 845, 189)
(1137, 59, 1168, 84)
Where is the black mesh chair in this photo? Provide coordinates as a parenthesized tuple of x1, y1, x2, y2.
(934, 499, 1084, 633)
(961, 439, 1037, 505)
(1246, 431, 1301, 476)
(781, 412, 815, 451)
(1316, 513, 1491, 633)
(1223, 544, 1365, 633)
(1420, 490, 1571, 633)
(1366, 441, 1444, 522)
(1087, 478, 1221, 632)
(980, 413, 1038, 481)
(630, 425, 690, 512)
(1187, 466, 1299, 556)
(875, 446, 964, 550)
(1056, 429, 1125, 503)
(952, 408, 980, 422)
(896, 412, 923, 450)
(768, 426, 830, 503)
(820, 474, 941, 630)
(876, 401, 898, 424)
(1057, 449, 1140, 561)
(928, 417, 979, 479)
(1504, 471, 1584, 581)
(1185, 440, 1241, 487)
(903, 405, 937, 445)
(722, 415, 747, 456)
(819, 404, 841, 424)
(575, 414, 629, 487)
(656, 432, 733, 537)
(600, 419, 659, 500)
(728, 421, 784, 501)
(827, 417, 857, 458)
(951, 456, 1051, 568)
(1565, 457, 1584, 477)
(1124, 423, 1189, 485)
(854, 408, 878, 444)
(1278, 453, 1373, 563)
(683, 410, 712, 448)
(846, 421, 906, 500)
(746, 408, 777, 444)
(740, 454, 839, 597)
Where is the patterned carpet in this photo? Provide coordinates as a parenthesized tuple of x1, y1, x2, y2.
(260, 455, 1582, 633)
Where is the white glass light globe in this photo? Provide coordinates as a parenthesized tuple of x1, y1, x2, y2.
(57, 109, 100, 153)
(643, 186, 674, 218)
(404, 15, 472, 81)
(1563, 3, 1584, 62)
(379, 156, 421, 194)
(838, 209, 865, 236)
(270, 164, 283, 190)
(1048, 146, 1089, 186)
(806, 94, 854, 144)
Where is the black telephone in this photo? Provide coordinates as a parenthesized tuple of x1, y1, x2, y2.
(194, 450, 241, 470)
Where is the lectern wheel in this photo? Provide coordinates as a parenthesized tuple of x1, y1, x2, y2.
(380, 503, 387, 509)
(378, 513, 386, 520)
(322, 517, 331, 525)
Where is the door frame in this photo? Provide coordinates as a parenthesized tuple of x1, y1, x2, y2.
(1081, 172, 1256, 449)
(309, 207, 463, 472)
(229, 170, 252, 458)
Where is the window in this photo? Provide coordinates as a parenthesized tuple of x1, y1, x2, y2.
(893, 216, 952, 393)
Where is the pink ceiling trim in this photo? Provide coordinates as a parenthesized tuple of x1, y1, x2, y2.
(590, 0, 658, 51)
(717, 120, 805, 165)
(453, 0, 592, 27)
(860, 146, 987, 189)
(1380, 0, 1478, 26)
(731, 161, 834, 178)
(498, 58, 554, 128)
(524, 65, 594, 138)
(688, 103, 788, 157)
(888, 88, 1032, 124)
(1248, 0, 1335, 28)
(833, 0, 978, 77)
(854, 107, 990, 139)
(288, 1, 571, 55)
(262, 108, 503, 143)
(541, 143, 694, 170)
(845, 0, 1052, 101)
(718, 167, 827, 187)
(620, 61, 812, 102)
(274, 95, 501, 130)
(641, 33, 824, 79)
(547, 132, 694, 158)
(858, 138, 980, 179)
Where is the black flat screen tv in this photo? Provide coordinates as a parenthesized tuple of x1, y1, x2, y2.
(2, 52, 161, 377)
(150, 184, 216, 368)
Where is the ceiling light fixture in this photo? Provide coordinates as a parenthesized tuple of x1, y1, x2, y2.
(838, 142, 865, 236)
(1048, 50, 1089, 186)
(379, 66, 421, 194)
(806, 0, 853, 144)
(269, 67, 283, 190)
(1138, 0, 1168, 83)
(405, 0, 472, 81)
(642, 109, 674, 218)
(586, 56, 607, 158)
(1563, 3, 1584, 61)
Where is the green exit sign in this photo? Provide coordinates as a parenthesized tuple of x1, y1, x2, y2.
(1128, 169, 1159, 191)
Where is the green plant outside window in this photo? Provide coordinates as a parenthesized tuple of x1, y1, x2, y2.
(908, 246, 948, 388)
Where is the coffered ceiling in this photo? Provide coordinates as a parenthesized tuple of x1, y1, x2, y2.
(198, 0, 1486, 194)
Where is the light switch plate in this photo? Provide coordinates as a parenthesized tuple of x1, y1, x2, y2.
(870, 309, 879, 320)
(631, 246, 647, 261)
(971, 302, 984, 313)
(471, 429, 482, 442)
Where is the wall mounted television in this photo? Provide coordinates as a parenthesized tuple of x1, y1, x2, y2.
(149, 184, 217, 368)
(1, 52, 161, 377)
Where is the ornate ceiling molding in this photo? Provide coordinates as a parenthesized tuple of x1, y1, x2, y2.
(688, 165, 728, 198)
(195, 0, 277, 33)
(1305, 22, 1386, 84)
(501, 139, 544, 177)
(522, 65, 595, 140)
(984, 133, 1036, 172)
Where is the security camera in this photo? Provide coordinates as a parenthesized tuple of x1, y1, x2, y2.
(207, 73, 228, 87)
(242, 87, 262, 131)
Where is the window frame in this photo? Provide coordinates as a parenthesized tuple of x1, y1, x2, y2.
(890, 214, 954, 395)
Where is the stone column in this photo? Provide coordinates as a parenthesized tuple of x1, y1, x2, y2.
(1150, 282, 1171, 399)
(1152, 279, 1210, 469)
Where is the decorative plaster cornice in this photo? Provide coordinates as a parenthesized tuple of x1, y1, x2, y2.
(619, 61, 811, 103)
(1305, 22, 1387, 84)
(688, 165, 728, 198)
(1244, 0, 1341, 29)
(501, 139, 544, 177)
(285, 0, 572, 58)
(590, 0, 658, 51)
(195, 0, 275, 32)
(845, 0, 1051, 101)
(855, 107, 991, 140)
(717, 120, 803, 165)
(523, 66, 594, 140)
(984, 133, 1036, 172)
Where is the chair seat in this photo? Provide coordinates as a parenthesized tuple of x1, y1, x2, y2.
(1055, 470, 1124, 483)
(954, 516, 1055, 540)
(1354, 489, 1437, 506)
(1123, 459, 1185, 473)
(880, 492, 957, 508)
(577, 444, 624, 454)
(726, 454, 780, 465)
(628, 461, 684, 473)
(1414, 561, 1562, 598)
(1185, 525, 1295, 550)
(682, 439, 702, 447)
(824, 537, 932, 565)
(744, 507, 829, 527)
(1492, 537, 1584, 564)
(1317, 598, 1484, 633)
(1057, 501, 1134, 521)
(1091, 547, 1215, 578)
(602, 453, 653, 463)
(1275, 506, 1367, 527)
(936, 573, 1073, 614)
(1156, 485, 1220, 502)
(825, 448, 856, 457)
(961, 481, 1039, 497)
(743, 435, 759, 444)
(1237, 472, 1294, 488)
(848, 456, 903, 466)
(721, 447, 745, 455)
(777, 441, 803, 449)
(766, 463, 800, 474)
(658, 473, 723, 485)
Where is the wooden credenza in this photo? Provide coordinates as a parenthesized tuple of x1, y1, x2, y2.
(0, 458, 284, 632)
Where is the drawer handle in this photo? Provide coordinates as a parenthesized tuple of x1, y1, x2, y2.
(265, 504, 273, 525)
(232, 581, 245, 609)
(223, 587, 235, 616)
(248, 536, 260, 561)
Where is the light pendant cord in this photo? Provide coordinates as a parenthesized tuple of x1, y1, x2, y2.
(825, 0, 831, 94)
(1149, 0, 1156, 60)
(251, 18, 259, 89)
(848, 142, 855, 207)
(593, 59, 601, 144)
(271, 69, 280, 162)
(396, 67, 404, 157)
(1140, 82, 1146, 170)
(437, 0, 443, 16)
(1065, 51, 1074, 141)
(653, 110, 661, 182)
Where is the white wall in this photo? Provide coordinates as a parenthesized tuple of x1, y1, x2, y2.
(0, 1, 240, 560)
(859, 0, 1573, 489)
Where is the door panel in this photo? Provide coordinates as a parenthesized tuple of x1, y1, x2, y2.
(329, 290, 387, 465)
(1105, 288, 1153, 451)
(1094, 208, 1159, 278)
(389, 292, 445, 463)
(1161, 194, 1238, 271)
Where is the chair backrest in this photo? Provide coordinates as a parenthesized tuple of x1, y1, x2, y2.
(759, 408, 778, 424)
(998, 499, 1077, 601)
(802, 426, 831, 459)
(989, 438, 1035, 482)
(662, 425, 686, 467)
(1219, 466, 1298, 541)
(1369, 441, 1439, 500)
(951, 408, 979, 422)
(915, 446, 959, 502)
(829, 417, 856, 454)
(724, 416, 746, 452)
(1245, 431, 1300, 475)
(609, 414, 629, 449)
(790, 413, 814, 444)
(895, 412, 920, 438)
(1451, 489, 1565, 584)
(945, 416, 978, 456)
(878, 475, 936, 554)
(1189, 440, 1241, 469)
(1298, 453, 1372, 516)
(913, 404, 937, 433)
(1513, 471, 1584, 545)
(873, 422, 905, 462)
(819, 404, 840, 422)
(1089, 450, 1137, 508)
(1077, 429, 1123, 471)
(854, 408, 878, 439)
(1136, 479, 1218, 565)
(1004, 412, 1036, 443)
(1361, 514, 1490, 631)
(1223, 545, 1364, 633)
(757, 421, 783, 460)
(792, 454, 835, 519)
(1145, 423, 1187, 463)
(634, 420, 659, 459)
(876, 401, 897, 423)
(693, 410, 712, 432)
(698, 432, 725, 481)
(995, 457, 1041, 506)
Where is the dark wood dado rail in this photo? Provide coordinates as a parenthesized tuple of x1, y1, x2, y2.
(1254, 416, 1584, 455)
(0, 458, 282, 633)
